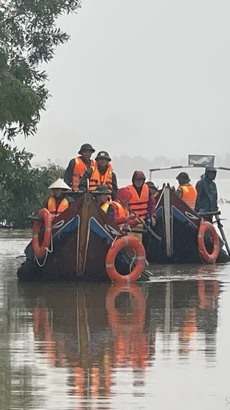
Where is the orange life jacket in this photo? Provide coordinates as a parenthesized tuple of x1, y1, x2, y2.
(89, 164, 113, 191)
(112, 201, 129, 226)
(179, 184, 197, 209)
(72, 157, 95, 191)
(47, 196, 69, 218)
(127, 184, 149, 218)
(101, 201, 111, 213)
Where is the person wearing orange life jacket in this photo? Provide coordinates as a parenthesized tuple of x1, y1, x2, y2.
(127, 171, 156, 225)
(46, 178, 74, 218)
(175, 172, 197, 210)
(64, 143, 95, 191)
(107, 188, 139, 229)
(93, 185, 112, 212)
(79, 151, 118, 199)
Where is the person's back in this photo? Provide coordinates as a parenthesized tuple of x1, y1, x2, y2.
(195, 166, 218, 217)
(175, 172, 197, 209)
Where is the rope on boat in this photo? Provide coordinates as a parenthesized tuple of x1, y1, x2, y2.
(129, 250, 137, 272)
(52, 220, 65, 230)
(34, 235, 54, 267)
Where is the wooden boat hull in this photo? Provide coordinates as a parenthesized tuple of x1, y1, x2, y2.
(145, 185, 230, 264)
(17, 194, 148, 282)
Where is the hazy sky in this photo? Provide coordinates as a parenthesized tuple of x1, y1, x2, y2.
(16, 0, 230, 166)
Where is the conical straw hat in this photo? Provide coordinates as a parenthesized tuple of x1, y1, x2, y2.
(48, 178, 71, 190)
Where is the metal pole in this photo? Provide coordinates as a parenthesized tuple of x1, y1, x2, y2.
(215, 214, 230, 256)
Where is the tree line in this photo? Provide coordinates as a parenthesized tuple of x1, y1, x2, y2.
(0, 0, 81, 227)
(0, 142, 65, 228)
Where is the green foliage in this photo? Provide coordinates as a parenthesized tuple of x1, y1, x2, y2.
(0, 0, 81, 138)
(0, 142, 65, 228)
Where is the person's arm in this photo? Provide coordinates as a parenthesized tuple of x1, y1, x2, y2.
(148, 193, 156, 218)
(111, 172, 118, 200)
(107, 204, 115, 221)
(128, 217, 139, 228)
(110, 203, 139, 227)
(78, 168, 92, 191)
(194, 180, 203, 212)
(110, 203, 127, 225)
(64, 159, 75, 187)
(214, 183, 218, 210)
(176, 187, 183, 198)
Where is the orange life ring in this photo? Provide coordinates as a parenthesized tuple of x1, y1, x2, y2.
(32, 208, 52, 259)
(106, 284, 147, 368)
(197, 221, 219, 263)
(105, 236, 146, 283)
(106, 284, 146, 327)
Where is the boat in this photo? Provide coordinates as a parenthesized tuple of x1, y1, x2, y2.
(17, 155, 230, 282)
(17, 191, 150, 282)
(147, 155, 230, 264)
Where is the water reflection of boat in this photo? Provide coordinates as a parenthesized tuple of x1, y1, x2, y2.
(18, 277, 220, 402)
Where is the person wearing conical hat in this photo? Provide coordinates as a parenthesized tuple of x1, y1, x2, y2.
(46, 178, 74, 218)
(64, 143, 96, 191)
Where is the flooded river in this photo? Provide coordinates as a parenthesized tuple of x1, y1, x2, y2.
(1, 203, 230, 409)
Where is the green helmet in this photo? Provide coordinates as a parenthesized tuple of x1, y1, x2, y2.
(95, 151, 111, 161)
(94, 185, 111, 194)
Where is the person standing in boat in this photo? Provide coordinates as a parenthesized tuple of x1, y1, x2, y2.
(195, 166, 218, 222)
(79, 151, 118, 198)
(126, 171, 156, 224)
(46, 179, 74, 218)
(175, 172, 197, 209)
(126, 171, 156, 242)
(195, 173, 205, 191)
(64, 143, 95, 191)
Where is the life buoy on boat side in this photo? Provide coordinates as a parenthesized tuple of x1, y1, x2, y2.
(32, 208, 52, 259)
(105, 236, 146, 283)
(197, 221, 219, 264)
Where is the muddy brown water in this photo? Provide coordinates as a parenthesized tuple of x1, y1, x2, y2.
(0, 201, 230, 410)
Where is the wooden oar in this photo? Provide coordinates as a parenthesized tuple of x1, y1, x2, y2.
(107, 185, 162, 241)
(122, 228, 147, 234)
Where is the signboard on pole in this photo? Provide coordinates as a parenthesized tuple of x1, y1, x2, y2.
(188, 155, 215, 166)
